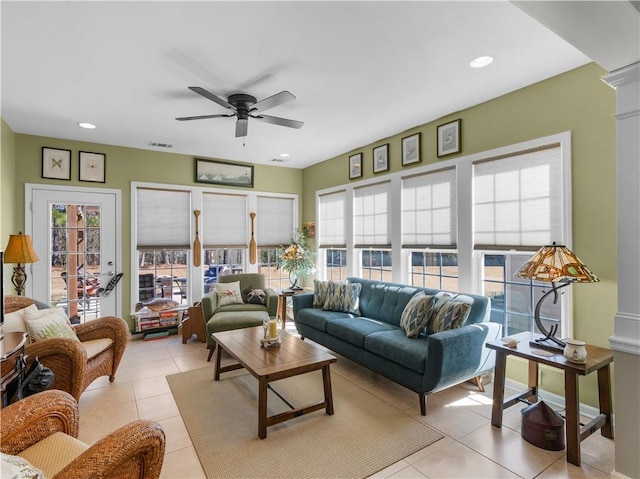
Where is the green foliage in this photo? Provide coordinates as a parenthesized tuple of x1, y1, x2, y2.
(278, 230, 316, 282)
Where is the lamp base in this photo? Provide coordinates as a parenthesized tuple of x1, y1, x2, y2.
(529, 338, 566, 354)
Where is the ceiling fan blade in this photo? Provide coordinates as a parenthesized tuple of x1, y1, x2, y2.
(235, 119, 248, 137)
(251, 91, 295, 113)
(253, 114, 304, 129)
(175, 113, 235, 121)
(188, 86, 234, 110)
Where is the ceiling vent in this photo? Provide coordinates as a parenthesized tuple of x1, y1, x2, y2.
(269, 158, 287, 163)
(149, 142, 173, 149)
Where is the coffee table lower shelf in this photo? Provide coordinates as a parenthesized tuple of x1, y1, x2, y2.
(212, 327, 337, 439)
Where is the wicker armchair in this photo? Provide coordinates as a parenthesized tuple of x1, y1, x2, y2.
(1, 390, 165, 478)
(3, 296, 129, 401)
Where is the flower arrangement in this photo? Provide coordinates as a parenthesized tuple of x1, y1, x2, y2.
(278, 230, 316, 290)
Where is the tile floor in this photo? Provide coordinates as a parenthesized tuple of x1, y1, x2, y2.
(78, 328, 616, 479)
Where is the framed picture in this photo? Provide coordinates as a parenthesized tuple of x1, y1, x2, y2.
(42, 147, 71, 180)
(437, 119, 461, 157)
(195, 158, 254, 188)
(349, 153, 363, 179)
(402, 133, 421, 166)
(373, 144, 389, 173)
(79, 151, 106, 183)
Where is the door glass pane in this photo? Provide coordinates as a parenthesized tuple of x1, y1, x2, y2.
(50, 204, 102, 324)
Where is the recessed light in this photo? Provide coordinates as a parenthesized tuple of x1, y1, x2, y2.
(78, 122, 96, 129)
(470, 55, 494, 68)
(279, 153, 290, 158)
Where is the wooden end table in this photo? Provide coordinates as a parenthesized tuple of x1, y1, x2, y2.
(212, 326, 336, 439)
(486, 331, 613, 466)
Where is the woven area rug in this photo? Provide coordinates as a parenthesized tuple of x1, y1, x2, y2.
(167, 366, 443, 479)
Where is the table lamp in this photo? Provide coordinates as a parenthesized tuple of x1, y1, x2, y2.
(514, 242, 599, 352)
(4, 232, 40, 296)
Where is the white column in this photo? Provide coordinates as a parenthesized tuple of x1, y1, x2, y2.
(603, 62, 640, 479)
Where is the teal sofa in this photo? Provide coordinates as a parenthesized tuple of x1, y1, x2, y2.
(293, 277, 501, 415)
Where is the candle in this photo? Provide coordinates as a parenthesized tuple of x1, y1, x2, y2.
(268, 319, 277, 338)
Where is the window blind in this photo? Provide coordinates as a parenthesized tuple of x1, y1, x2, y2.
(202, 192, 248, 248)
(318, 190, 346, 248)
(402, 167, 457, 249)
(473, 144, 562, 250)
(354, 182, 390, 248)
(137, 187, 191, 248)
(256, 196, 294, 247)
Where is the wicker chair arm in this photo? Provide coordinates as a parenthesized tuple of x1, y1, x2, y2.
(73, 316, 130, 343)
(55, 420, 166, 479)
(0, 390, 79, 455)
(25, 338, 88, 400)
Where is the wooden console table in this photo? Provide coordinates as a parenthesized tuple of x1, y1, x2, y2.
(486, 331, 614, 466)
(1, 332, 28, 407)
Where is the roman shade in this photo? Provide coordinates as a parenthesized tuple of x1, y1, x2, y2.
(318, 190, 346, 248)
(354, 182, 390, 248)
(256, 196, 294, 247)
(202, 192, 248, 248)
(137, 187, 191, 248)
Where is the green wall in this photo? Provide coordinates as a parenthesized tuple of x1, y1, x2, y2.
(9, 134, 302, 326)
(1, 119, 17, 294)
(302, 63, 617, 407)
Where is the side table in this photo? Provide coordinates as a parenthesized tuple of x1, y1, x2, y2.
(182, 302, 206, 343)
(1, 332, 28, 407)
(276, 289, 300, 326)
(486, 331, 614, 466)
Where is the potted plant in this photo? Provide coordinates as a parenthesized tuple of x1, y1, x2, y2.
(278, 230, 315, 290)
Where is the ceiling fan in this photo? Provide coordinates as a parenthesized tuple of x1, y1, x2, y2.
(176, 86, 304, 138)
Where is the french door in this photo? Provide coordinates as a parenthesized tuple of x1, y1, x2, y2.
(27, 184, 121, 322)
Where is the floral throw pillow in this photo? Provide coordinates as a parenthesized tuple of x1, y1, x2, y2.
(23, 308, 79, 343)
(214, 281, 244, 307)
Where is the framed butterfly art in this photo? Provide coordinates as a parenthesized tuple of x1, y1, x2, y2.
(42, 147, 71, 180)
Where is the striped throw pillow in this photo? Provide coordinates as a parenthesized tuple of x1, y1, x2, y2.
(425, 296, 471, 334)
(400, 292, 436, 338)
(323, 282, 362, 315)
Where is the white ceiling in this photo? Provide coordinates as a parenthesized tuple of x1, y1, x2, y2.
(0, 1, 597, 169)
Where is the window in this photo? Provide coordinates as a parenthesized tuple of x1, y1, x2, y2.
(483, 253, 560, 337)
(361, 249, 392, 282)
(325, 248, 347, 281)
(410, 251, 458, 291)
(136, 187, 191, 304)
(259, 248, 287, 290)
(474, 143, 566, 336)
(203, 248, 244, 294)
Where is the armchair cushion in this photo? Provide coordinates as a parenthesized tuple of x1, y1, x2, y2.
(24, 309, 79, 343)
(20, 432, 88, 478)
(2, 304, 38, 334)
(82, 338, 114, 359)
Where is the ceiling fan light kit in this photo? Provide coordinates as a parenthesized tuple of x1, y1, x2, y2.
(176, 87, 304, 138)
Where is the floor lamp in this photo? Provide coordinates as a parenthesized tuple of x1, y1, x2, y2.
(514, 242, 599, 352)
(4, 232, 40, 296)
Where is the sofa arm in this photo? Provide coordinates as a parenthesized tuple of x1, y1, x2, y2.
(424, 322, 502, 391)
(265, 288, 278, 317)
(202, 291, 218, 321)
(57, 420, 166, 479)
(0, 390, 79, 455)
(292, 292, 314, 319)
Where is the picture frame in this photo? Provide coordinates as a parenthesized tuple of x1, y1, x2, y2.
(195, 158, 254, 188)
(402, 133, 421, 166)
(42, 147, 71, 180)
(349, 153, 363, 179)
(437, 119, 461, 157)
(79, 151, 106, 183)
(373, 144, 389, 174)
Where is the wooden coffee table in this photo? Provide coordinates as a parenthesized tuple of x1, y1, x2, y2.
(212, 326, 337, 439)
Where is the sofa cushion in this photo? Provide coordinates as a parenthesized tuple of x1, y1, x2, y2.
(400, 292, 436, 338)
(82, 338, 114, 359)
(295, 307, 352, 333)
(364, 330, 429, 374)
(313, 279, 332, 308)
(215, 302, 268, 314)
(426, 296, 471, 333)
(323, 282, 361, 315)
(214, 281, 243, 308)
(348, 278, 420, 326)
(206, 311, 269, 333)
(23, 308, 79, 343)
(326, 316, 396, 348)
